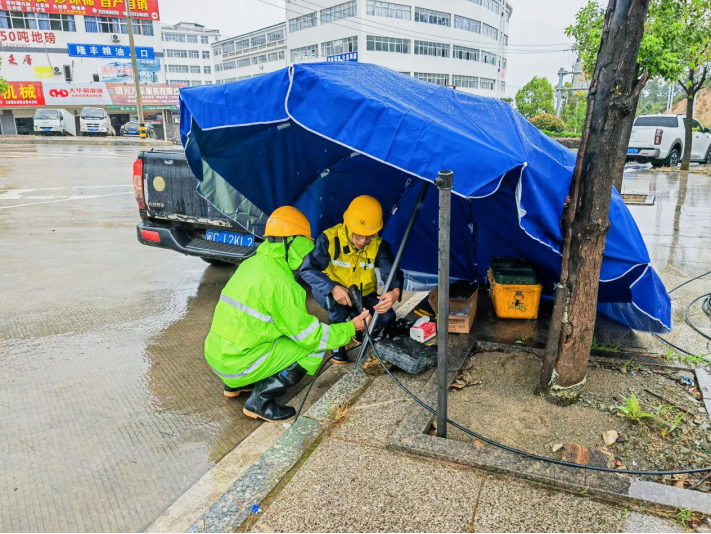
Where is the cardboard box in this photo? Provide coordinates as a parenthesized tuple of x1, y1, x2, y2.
(428, 282, 478, 334)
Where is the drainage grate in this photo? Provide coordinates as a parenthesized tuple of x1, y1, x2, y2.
(622, 193, 655, 205)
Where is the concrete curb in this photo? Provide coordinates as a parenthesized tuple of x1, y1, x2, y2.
(0, 136, 173, 147)
(186, 367, 372, 533)
(390, 340, 711, 516)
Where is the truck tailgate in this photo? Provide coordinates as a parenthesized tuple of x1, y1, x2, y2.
(628, 127, 656, 147)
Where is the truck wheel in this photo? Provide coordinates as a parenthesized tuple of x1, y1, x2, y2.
(662, 147, 680, 168)
(705, 147, 711, 165)
(202, 258, 235, 267)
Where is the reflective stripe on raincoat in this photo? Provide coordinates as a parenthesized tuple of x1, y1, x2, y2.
(205, 239, 355, 388)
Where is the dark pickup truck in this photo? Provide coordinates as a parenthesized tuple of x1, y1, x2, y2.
(133, 149, 263, 265)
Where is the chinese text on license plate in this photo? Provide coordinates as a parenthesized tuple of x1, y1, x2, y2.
(205, 229, 255, 247)
(626, 148, 639, 154)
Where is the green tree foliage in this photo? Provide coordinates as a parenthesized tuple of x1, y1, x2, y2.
(561, 91, 588, 133)
(0, 58, 8, 96)
(637, 77, 675, 115)
(566, 0, 711, 169)
(515, 76, 555, 119)
(530, 113, 566, 132)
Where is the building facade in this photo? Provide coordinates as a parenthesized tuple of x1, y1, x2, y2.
(160, 21, 221, 86)
(212, 23, 287, 84)
(213, 0, 511, 97)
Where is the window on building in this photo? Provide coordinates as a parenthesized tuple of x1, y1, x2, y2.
(202, 50, 210, 59)
(188, 50, 199, 59)
(236, 39, 249, 50)
(290, 44, 318, 62)
(168, 79, 190, 84)
(250, 34, 266, 47)
(481, 50, 497, 65)
(215, 64, 223, 72)
(1, 10, 76, 31)
(214, 46, 222, 55)
(501, 57, 507, 69)
(452, 75, 478, 89)
(187, 34, 198, 43)
(87, 16, 152, 35)
(267, 51, 279, 62)
(322, 36, 357, 56)
(482, 22, 498, 40)
(205, 80, 213, 85)
(480, 77, 495, 90)
(289, 12, 317, 33)
(452, 45, 479, 61)
(505, 9, 511, 22)
(221, 42, 234, 54)
(201, 35, 209, 44)
(190, 80, 202, 86)
(366, 35, 410, 54)
(501, 81, 505, 91)
(238, 76, 250, 81)
(279, 50, 285, 60)
(223, 61, 235, 70)
(321, 1, 357, 24)
(466, 0, 482, 4)
(163, 32, 185, 42)
(414, 40, 449, 58)
(454, 15, 480, 33)
(414, 72, 449, 86)
(503, 34, 508, 45)
(414, 7, 450, 26)
(236, 58, 251, 68)
(190, 65, 201, 73)
(251, 54, 267, 65)
(168, 65, 190, 73)
(366, 0, 410, 20)
(483, 0, 500, 14)
(166, 49, 188, 58)
(267, 28, 285, 42)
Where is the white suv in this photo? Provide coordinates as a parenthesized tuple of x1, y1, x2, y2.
(626, 114, 711, 167)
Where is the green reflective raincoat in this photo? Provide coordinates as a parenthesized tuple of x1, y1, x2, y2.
(205, 239, 356, 388)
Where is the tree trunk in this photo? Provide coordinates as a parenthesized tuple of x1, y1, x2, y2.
(539, 0, 650, 404)
(681, 70, 696, 172)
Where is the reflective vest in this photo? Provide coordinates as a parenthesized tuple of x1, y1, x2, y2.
(205, 240, 355, 387)
(323, 223, 382, 296)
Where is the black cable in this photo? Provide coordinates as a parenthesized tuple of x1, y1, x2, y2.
(293, 353, 334, 423)
(361, 330, 711, 476)
(685, 293, 711, 342)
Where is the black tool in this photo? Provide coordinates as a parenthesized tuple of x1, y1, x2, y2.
(348, 284, 363, 315)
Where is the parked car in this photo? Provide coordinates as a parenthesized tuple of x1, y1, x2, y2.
(33, 108, 76, 136)
(80, 107, 115, 136)
(132, 149, 262, 265)
(120, 122, 156, 138)
(626, 114, 711, 167)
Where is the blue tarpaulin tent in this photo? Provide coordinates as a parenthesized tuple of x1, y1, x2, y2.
(179, 62, 671, 334)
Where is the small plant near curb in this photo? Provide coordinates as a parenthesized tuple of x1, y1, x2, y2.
(617, 393, 654, 422)
(591, 336, 620, 352)
(514, 333, 528, 344)
(663, 413, 685, 437)
(618, 358, 641, 374)
(663, 349, 710, 365)
(675, 508, 702, 529)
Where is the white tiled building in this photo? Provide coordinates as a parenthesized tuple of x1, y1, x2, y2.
(160, 22, 221, 86)
(213, 0, 512, 98)
(212, 23, 287, 84)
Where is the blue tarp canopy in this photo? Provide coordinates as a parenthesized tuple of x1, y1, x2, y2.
(179, 62, 671, 334)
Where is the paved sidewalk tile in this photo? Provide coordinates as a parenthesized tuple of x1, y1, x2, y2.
(250, 438, 484, 533)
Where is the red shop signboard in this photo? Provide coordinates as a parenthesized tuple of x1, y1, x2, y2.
(0, 81, 45, 106)
(0, 0, 160, 20)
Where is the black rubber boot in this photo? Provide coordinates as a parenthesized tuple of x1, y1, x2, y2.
(331, 346, 348, 364)
(223, 384, 252, 398)
(242, 363, 306, 422)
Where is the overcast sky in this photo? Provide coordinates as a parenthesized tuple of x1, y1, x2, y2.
(161, 0, 591, 98)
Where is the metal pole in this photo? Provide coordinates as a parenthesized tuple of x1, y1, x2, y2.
(126, 7, 146, 139)
(555, 68, 565, 117)
(435, 170, 452, 439)
(356, 180, 430, 363)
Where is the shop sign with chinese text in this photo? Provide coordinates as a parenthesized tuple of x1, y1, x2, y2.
(0, 0, 160, 20)
(105, 83, 184, 106)
(43, 82, 112, 105)
(0, 30, 57, 48)
(68, 44, 154, 59)
(0, 82, 45, 106)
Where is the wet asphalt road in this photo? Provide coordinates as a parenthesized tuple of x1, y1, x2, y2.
(0, 145, 267, 532)
(0, 146, 710, 532)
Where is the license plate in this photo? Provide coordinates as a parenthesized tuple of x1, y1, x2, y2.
(204, 229, 255, 247)
(626, 148, 639, 154)
(89, 128, 98, 132)
(42, 128, 52, 131)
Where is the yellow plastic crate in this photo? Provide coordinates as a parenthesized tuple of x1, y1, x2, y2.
(488, 268, 542, 320)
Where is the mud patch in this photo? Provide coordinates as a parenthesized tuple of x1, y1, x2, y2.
(448, 351, 710, 490)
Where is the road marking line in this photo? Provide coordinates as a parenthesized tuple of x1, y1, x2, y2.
(0, 192, 132, 210)
(0, 185, 132, 193)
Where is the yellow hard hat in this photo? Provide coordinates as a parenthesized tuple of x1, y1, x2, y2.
(343, 195, 383, 236)
(264, 206, 313, 240)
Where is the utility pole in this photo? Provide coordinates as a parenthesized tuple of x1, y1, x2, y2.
(555, 68, 565, 117)
(666, 81, 674, 113)
(126, 7, 146, 139)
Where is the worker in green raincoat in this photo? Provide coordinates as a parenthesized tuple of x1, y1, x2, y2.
(205, 206, 371, 423)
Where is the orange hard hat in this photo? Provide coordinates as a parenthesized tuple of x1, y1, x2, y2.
(264, 206, 313, 240)
(343, 195, 383, 236)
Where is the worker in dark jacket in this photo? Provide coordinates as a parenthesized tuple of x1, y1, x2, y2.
(300, 195, 404, 363)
